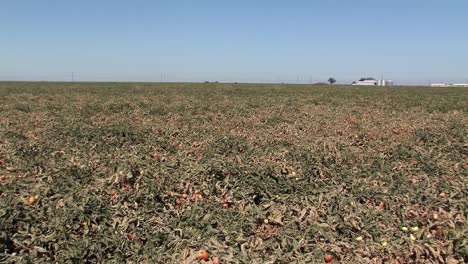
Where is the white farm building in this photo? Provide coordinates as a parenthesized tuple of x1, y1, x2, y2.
(431, 83, 468, 87)
(352, 78, 394, 86)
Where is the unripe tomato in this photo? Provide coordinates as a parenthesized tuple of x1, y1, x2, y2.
(28, 196, 37, 205)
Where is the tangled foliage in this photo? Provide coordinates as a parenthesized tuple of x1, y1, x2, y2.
(0, 82, 467, 263)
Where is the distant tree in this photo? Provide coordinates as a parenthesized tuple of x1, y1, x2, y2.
(328, 78, 336, 85)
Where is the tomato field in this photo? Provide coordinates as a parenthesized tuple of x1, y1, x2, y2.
(0, 82, 467, 263)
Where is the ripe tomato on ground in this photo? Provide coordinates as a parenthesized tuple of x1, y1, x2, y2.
(198, 250, 209, 261)
(121, 182, 130, 190)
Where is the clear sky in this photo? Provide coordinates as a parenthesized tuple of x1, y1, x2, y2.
(2, 0, 468, 84)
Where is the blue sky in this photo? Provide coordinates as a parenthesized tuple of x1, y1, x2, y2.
(1, 0, 467, 84)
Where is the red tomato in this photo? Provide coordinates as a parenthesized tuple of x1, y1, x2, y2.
(212, 256, 220, 264)
(175, 200, 182, 206)
(324, 254, 333, 263)
(127, 234, 133, 240)
(198, 250, 209, 261)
